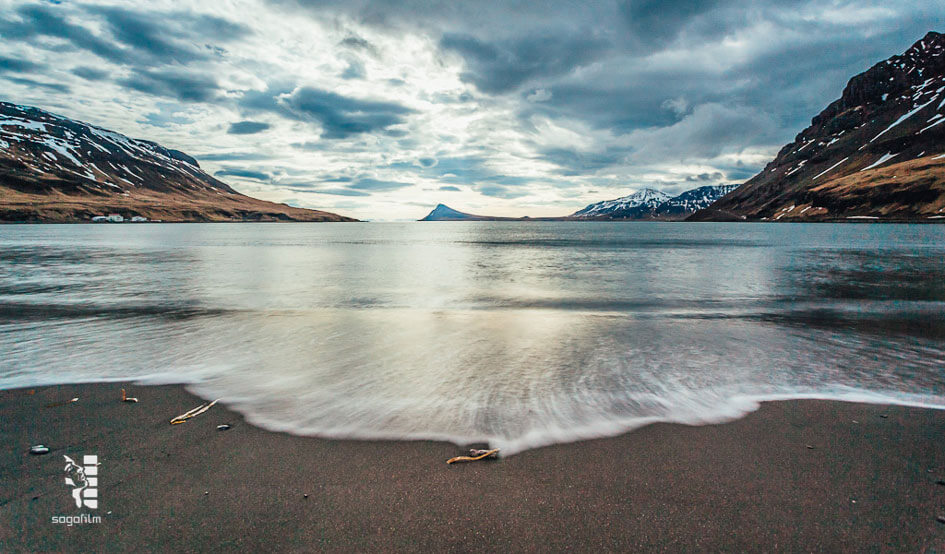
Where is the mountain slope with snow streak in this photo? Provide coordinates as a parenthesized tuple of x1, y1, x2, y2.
(0, 102, 356, 222)
(691, 31, 945, 222)
(570, 188, 672, 219)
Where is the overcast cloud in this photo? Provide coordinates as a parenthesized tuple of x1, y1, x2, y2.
(0, 0, 940, 219)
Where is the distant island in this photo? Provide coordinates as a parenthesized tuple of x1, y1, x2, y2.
(419, 204, 530, 221)
(0, 102, 356, 223)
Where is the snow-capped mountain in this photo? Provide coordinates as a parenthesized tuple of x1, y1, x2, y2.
(653, 185, 739, 219)
(571, 188, 672, 219)
(0, 101, 355, 222)
(692, 31, 945, 222)
(569, 185, 737, 220)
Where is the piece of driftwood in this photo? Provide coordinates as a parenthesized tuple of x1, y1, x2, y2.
(170, 399, 219, 425)
(446, 448, 500, 464)
(44, 397, 78, 408)
(120, 389, 138, 403)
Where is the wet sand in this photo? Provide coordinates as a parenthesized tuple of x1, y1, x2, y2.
(1, 383, 944, 552)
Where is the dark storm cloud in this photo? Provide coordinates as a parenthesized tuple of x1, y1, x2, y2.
(87, 6, 214, 64)
(348, 178, 412, 191)
(439, 32, 610, 94)
(308, 188, 371, 196)
(284, 88, 412, 138)
(0, 2, 250, 95)
(339, 35, 379, 57)
(476, 184, 529, 199)
(686, 172, 724, 182)
(119, 70, 222, 102)
(240, 86, 414, 139)
(283, 180, 371, 196)
(196, 152, 276, 162)
(2, 75, 70, 92)
(0, 4, 132, 64)
(71, 66, 109, 81)
(540, 147, 625, 175)
(617, 0, 724, 47)
(215, 168, 272, 181)
(227, 121, 271, 135)
(0, 56, 42, 73)
(417, 156, 491, 183)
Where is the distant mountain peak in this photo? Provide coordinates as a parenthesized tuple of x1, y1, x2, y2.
(571, 188, 672, 219)
(569, 185, 737, 220)
(421, 204, 473, 220)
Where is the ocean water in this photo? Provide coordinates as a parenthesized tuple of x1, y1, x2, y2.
(1, 222, 944, 453)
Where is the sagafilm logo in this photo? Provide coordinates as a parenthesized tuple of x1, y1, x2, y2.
(63, 455, 99, 509)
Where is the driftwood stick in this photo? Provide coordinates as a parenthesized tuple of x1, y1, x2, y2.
(44, 397, 78, 408)
(171, 403, 206, 423)
(446, 448, 500, 464)
(170, 399, 220, 424)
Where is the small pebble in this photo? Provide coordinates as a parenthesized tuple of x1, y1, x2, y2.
(806, 444, 815, 449)
(879, 414, 888, 419)
(204, 491, 209, 496)
(217, 424, 231, 431)
(29, 445, 50, 455)
(938, 516, 945, 525)
(935, 480, 945, 487)
(304, 494, 309, 499)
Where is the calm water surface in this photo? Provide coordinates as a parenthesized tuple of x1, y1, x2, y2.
(1, 222, 943, 452)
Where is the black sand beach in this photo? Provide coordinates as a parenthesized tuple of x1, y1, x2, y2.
(2, 383, 944, 552)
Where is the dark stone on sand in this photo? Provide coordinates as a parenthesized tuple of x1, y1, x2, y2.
(880, 414, 889, 418)
(937, 516, 945, 524)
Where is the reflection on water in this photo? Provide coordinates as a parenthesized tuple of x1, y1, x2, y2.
(1, 222, 943, 453)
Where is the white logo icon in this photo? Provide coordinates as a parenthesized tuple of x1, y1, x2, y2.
(63, 455, 98, 509)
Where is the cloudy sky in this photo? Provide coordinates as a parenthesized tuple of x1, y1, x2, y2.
(0, 0, 941, 220)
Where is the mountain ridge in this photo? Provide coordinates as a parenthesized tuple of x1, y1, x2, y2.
(420, 184, 738, 221)
(691, 31, 945, 222)
(570, 188, 672, 219)
(0, 101, 356, 223)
